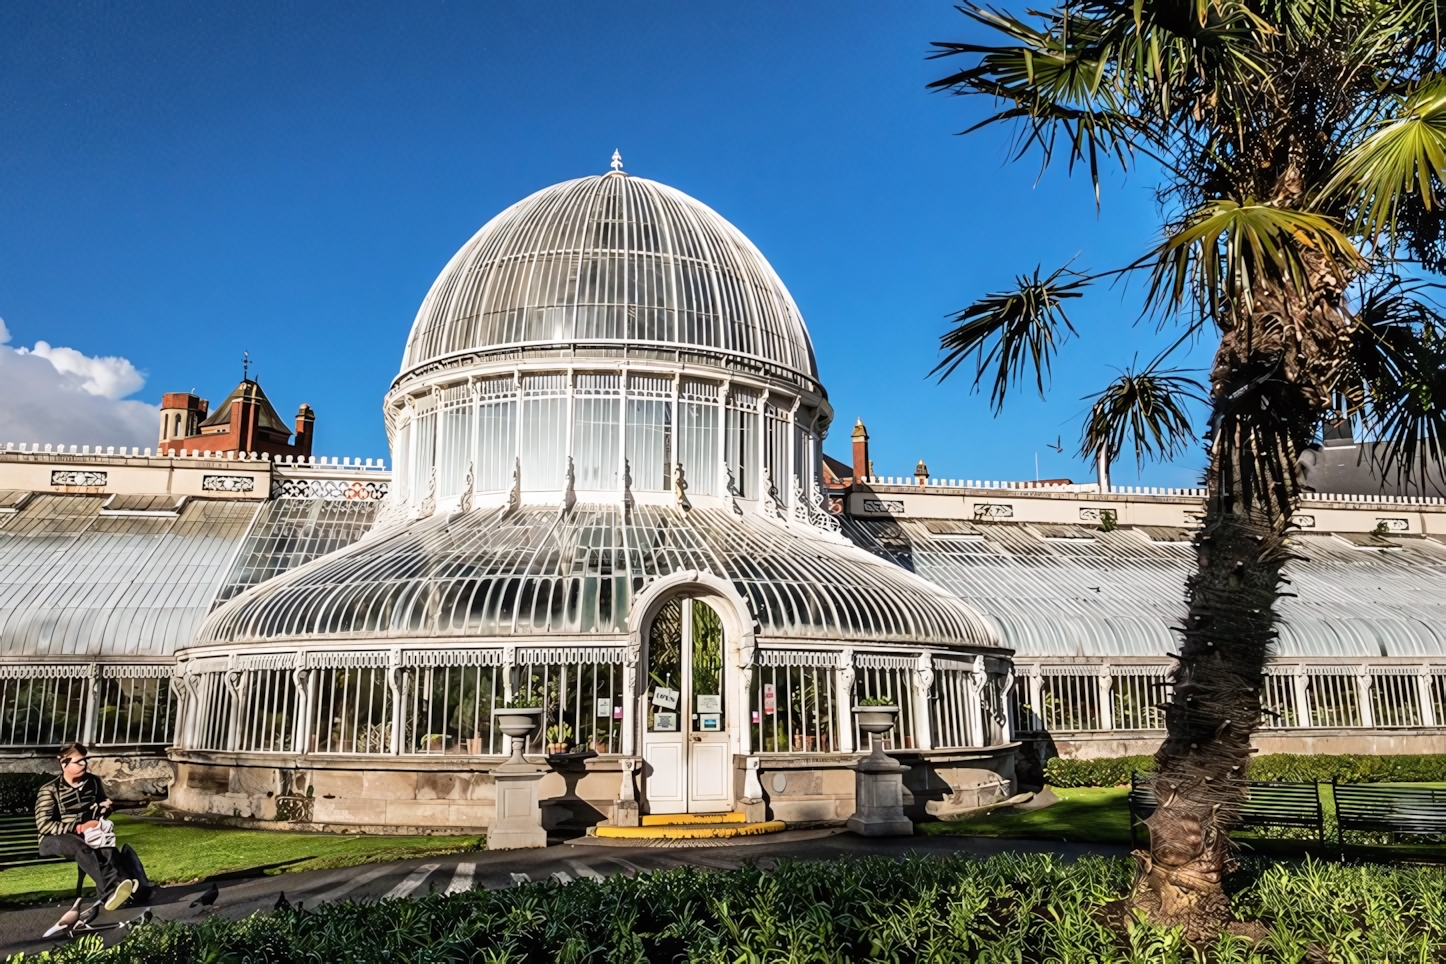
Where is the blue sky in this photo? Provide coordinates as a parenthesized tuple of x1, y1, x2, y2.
(0, 1, 1208, 486)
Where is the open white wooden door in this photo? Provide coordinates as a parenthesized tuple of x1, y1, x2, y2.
(641, 597, 732, 815)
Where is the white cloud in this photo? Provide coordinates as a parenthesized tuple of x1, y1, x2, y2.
(19, 341, 145, 400)
(0, 318, 158, 449)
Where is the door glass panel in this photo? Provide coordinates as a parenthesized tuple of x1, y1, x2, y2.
(691, 600, 724, 733)
(647, 599, 682, 732)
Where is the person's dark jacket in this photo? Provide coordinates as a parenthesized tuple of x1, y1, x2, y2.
(34, 773, 107, 839)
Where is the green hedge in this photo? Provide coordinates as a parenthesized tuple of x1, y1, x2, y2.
(1044, 753, 1446, 788)
(0, 772, 50, 813)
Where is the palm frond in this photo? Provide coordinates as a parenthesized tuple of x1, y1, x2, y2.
(1147, 200, 1361, 322)
(1081, 364, 1204, 470)
(1340, 275, 1446, 483)
(931, 264, 1089, 412)
(1324, 76, 1446, 244)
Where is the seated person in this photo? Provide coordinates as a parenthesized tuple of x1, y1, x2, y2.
(34, 743, 150, 911)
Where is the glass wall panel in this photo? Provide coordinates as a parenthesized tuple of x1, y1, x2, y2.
(392, 420, 411, 503)
(521, 374, 568, 490)
(627, 375, 673, 491)
(514, 656, 625, 755)
(401, 665, 499, 755)
(1261, 672, 1299, 728)
(410, 403, 438, 502)
(0, 674, 88, 747)
(475, 377, 517, 491)
(1306, 672, 1361, 727)
(309, 666, 393, 754)
(1039, 672, 1100, 731)
(852, 665, 916, 750)
(95, 676, 177, 747)
(573, 374, 620, 490)
(1112, 672, 1167, 730)
(438, 386, 474, 498)
(930, 668, 975, 748)
(726, 389, 758, 499)
(1371, 672, 1422, 728)
(764, 401, 790, 506)
(677, 378, 719, 497)
(235, 669, 299, 753)
(750, 660, 838, 753)
(188, 673, 232, 751)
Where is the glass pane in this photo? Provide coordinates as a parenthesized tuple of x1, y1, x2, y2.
(677, 401, 718, 497)
(691, 600, 723, 733)
(476, 399, 516, 491)
(573, 397, 620, 489)
(521, 397, 567, 489)
(647, 599, 682, 732)
(626, 398, 672, 491)
(438, 402, 474, 498)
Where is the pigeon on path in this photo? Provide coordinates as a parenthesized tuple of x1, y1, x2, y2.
(118, 908, 152, 929)
(273, 891, 291, 912)
(190, 882, 219, 911)
(42, 899, 82, 938)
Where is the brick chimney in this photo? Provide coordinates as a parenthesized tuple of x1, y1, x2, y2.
(851, 419, 870, 482)
(294, 404, 315, 457)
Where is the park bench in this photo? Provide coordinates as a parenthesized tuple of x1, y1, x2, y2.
(1332, 781, 1446, 850)
(0, 811, 86, 896)
(1129, 773, 1325, 849)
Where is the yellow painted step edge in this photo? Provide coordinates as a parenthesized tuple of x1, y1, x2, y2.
(594, 820, 786, 839)
(640, 811, 747, 826)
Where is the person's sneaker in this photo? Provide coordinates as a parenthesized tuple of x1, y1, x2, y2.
(103, 878, 136, 912)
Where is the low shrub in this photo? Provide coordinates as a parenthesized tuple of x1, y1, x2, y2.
(8, 853, 1444, 962)
(0, 772, 50, 813)
(1044, 752, 1446, 788)
(1044, 755, 1155, 788)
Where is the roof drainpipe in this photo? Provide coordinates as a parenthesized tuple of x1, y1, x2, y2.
(1096, 447, 1111, 493)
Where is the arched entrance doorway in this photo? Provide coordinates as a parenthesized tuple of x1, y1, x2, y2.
(641, 596, 731, 814)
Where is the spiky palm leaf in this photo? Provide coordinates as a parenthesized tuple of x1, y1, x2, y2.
(1149, 201, 1361, 322)
(1082, 365, 1203, 469)
(931, 264, 1089, 411)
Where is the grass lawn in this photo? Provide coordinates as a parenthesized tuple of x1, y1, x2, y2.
(0, 816, 483, 907)
(918, 786, 1131, 844)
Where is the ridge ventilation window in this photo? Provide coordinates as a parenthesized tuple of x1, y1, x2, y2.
(626, 374, 672, 491)
(438, 385, 474, 499)
(474, 377, 517, 491)
(573, 374, 621, 489)
(676, 378, 719, 497)
(521, 374, 568, 490)
(409, 396, 438, 502)
(725, 388, 758, 499)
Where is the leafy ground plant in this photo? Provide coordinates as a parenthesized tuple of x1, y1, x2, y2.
(9, 852, 1446, 963)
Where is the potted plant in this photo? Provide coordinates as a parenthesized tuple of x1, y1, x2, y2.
(493, 693, 544, 766)
(418, 733, 449, 753)
(853, 696, 900, 761)
(545, 721, 573, 755)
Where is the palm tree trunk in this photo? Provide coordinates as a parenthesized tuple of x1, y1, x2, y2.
(1128, 489, 1286, 936)
(1129, 262, 1346, 937)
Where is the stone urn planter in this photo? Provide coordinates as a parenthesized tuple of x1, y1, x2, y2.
(847, 704, 912, 837)
(852, 704, 899, 761)
(488, 705, 547, 850)
(492, 706, 544, 765)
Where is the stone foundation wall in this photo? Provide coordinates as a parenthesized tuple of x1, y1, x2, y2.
(749, 748, 1018, 825)
(0, 751, 173, 803)
(169, 754, 627, 833)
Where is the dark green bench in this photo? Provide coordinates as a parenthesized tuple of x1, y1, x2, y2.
(1333, 781, 1446, 850)
(0, 812, 87, 896)
(1129, 773, 1325, 849)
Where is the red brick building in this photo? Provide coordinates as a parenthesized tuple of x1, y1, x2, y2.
(158, 378, 314, 458)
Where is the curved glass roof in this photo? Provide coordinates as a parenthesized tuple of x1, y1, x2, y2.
(399, 173, 818, 387)
(845, 518, 1446, 659)
(196, 505, 998, 650)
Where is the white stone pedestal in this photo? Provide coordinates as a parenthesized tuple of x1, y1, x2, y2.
(489, 764, 548, 850)
(847, 752, 913, 837)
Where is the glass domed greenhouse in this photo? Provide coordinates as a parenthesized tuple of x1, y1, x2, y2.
(166, 162, 1018, 831)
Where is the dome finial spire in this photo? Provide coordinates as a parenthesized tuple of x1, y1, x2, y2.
(610, 149, 623, 173)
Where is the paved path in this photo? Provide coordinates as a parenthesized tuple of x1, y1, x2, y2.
(0, 831, 1128, 957)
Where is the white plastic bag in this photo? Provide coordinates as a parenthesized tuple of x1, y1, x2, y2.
(82, 817, 116, 850)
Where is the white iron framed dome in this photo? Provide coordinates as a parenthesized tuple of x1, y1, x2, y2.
(397, 168, 819, 391)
